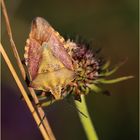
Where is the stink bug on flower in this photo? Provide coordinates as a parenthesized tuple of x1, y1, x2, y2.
(24, 17, 75, 100)
(24, 17, 133, 104)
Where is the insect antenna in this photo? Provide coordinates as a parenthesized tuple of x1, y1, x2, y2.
(38, 114, 46, 127)
(64, 97, 87, 118)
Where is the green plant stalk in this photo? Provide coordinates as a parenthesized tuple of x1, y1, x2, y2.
(75, 94, 98, 140)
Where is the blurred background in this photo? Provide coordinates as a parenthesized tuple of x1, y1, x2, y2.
(1, 0, 139, 140)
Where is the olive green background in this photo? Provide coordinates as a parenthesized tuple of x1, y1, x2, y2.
(1, 0, 139, 140)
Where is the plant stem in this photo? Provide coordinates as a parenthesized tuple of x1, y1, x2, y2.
(75, 95, 98, 140)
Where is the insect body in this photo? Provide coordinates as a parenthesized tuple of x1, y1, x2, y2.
(24, 17, 75, 100)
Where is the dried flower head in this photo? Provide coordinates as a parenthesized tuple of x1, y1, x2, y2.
(60, 40, 101, 101)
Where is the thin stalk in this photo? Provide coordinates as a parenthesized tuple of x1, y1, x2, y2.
(1, 0, 26, 79)
(75, 94, 98, 140)
(1, 1, 56, 139)
(0, 43, 50, 140)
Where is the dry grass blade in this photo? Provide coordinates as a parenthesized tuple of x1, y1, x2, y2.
(1, 0, 56, 139)
(1, 0, 26, 79)
(0, 43, 50, 140)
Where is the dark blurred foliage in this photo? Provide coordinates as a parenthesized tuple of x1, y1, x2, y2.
(1, 0, 138, 140)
